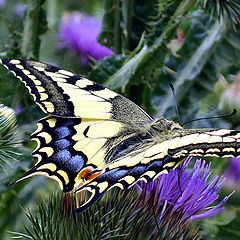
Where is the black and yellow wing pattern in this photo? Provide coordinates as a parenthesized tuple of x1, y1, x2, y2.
(1, 58, 240, 213)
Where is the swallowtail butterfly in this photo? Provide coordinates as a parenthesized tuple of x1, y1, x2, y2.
(1, 58, 240, 213)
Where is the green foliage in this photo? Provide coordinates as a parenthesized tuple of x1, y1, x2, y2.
(98, 0, 158, 52)
(214, 209, 240, 239)
(153, 10, 240, 123)
(87, 54, 127, 84)
(198, 207, 240, 239)
(0, 103, 36, 239)
(98, 0, 120, 50)
(11, 191, 129, 240)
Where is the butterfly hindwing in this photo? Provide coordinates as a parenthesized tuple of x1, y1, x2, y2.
(74, 154, 174, 213)
(16, 114, 142, 193)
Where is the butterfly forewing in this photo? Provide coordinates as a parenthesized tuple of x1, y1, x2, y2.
(0, 58, 152, 127)
(1, 58, 153, 194)
(2, 58, 240, 213)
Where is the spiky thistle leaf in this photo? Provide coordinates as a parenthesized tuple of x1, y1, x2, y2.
(0, 103, 19, 168)
(200, 0, 240, 24)
(147, 0, 181, 45)
(10, 191, 130, 240)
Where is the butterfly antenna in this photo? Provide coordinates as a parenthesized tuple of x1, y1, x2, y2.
(169, 83, 181, 124)
(178, 164, 183, 197)
(182, 109, 237, 127)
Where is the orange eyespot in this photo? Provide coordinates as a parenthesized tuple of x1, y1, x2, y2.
(76, 167, 94, 181)
(86, 170, 104, 181)
(76, 167, 104, 182)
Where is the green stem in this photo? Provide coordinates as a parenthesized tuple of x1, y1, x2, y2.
(21, 0, 47, 59)
(173, 0, 195, 18)
(122, 0, 134, 51)
(114, 0, 122, 53)
(47, 0, 61, 29)
(21, 4, 32, 58)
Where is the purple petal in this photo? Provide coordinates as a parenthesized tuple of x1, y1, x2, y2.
(58, 13, 113, 65)
(136, 157, 231, 224)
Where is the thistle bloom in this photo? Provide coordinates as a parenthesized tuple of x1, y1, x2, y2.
(13, 3, 26, 17)
(224, 157, 240, 187)
(58, 13, 113, 65)
(135, 157, 232, 238)
(0, 0, 5, 8)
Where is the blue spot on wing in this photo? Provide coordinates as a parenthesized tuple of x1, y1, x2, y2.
(110, 170, 128, 179)
(54, 127, 71, 139)
(146, 161, 162, 171)
(52, 149, 71, 164)
(97, 169, 128, 182)
(129, 166, 146, 177)
(54, 139, 71, 150)
(95, 168, 119, 181)
(64, 155, 85, 173)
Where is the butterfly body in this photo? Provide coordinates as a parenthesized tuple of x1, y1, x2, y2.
(1, 58, 240, 213)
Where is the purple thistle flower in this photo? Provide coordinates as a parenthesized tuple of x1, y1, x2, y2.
(58, 13, 113, 65)
(15, 104, 22, 115)
(134, 157, 232, 238)
(0, 0, 5, 9)
(13, 3, 26, 17)
(224, 157, 240, 187)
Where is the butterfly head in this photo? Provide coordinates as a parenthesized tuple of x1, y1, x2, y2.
(149, 117, 184, 139)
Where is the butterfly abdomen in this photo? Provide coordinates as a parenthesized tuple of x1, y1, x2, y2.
(145, 128, 240, 161)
